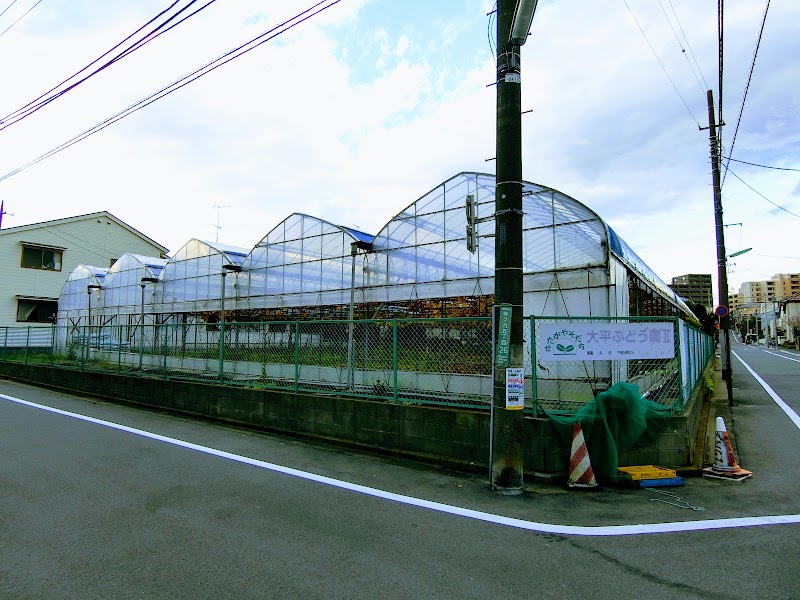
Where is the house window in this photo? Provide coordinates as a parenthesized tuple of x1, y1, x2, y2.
(21, 244, 63, 271)
(16, 299, 58, 323)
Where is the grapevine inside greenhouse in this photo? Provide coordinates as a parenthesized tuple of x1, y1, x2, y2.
(49, 172, 709, 413)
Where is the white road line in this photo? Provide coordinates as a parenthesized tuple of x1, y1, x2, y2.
(732, 350, 800, 430)
(761, 349, 800, 363)
(2, 392, 799, 537)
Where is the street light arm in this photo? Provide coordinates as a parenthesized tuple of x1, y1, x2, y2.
(509, 0, 538, 45)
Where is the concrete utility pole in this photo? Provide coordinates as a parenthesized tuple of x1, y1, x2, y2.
(491, 0, 529, 494)
(706, 89, 733, 405)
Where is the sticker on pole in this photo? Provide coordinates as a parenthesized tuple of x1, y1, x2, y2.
(714, 305, 728, 317)
(505, 368, 525, 410)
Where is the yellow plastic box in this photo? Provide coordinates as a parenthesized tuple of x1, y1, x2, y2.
(618, 465, 677, 481)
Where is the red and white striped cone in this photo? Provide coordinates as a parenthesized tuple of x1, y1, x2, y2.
(567, 422, 598, 489)
(703, 417, 752, 481)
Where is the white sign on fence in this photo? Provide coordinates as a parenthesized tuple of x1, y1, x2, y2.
(537, 321, 675, 361)
(505, 367, 525, 410)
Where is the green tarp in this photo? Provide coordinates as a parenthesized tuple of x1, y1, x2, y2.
(547, 382, 673, 483)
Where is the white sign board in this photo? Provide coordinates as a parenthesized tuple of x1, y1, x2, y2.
(505, 368, 525, 410)
(537, 322, 675, 361)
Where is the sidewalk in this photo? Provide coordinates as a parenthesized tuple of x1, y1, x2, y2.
(701, 356, 737, 469)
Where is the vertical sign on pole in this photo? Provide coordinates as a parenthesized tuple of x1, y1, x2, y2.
(496, 304, 512, 368)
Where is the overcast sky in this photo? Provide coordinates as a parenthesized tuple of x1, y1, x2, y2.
(1, 0, 797, 297)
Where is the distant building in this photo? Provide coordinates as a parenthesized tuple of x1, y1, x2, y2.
(0, 212, 167, 328)
(729, 292, 742, 312)
(669, 274, 713, 311)
(740, 280, 776, 304)
(773, 273, 800, 299)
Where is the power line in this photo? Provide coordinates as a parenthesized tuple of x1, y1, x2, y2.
(0, 0, 342, 183)
(726, 167, 800, 220)
(0, 0, 43, 41)
(623, 0, 701, 127)
(658, 0, 708, 98)
(721, 0, 771, 188)
(1, 0, 218, 131)
(722, 156, 800, 172)
(0, 0, 21, 20)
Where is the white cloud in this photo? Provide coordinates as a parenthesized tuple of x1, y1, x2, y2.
(1, 0, 798, 297)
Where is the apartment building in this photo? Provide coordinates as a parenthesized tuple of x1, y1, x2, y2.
(0, 212, 167, 328)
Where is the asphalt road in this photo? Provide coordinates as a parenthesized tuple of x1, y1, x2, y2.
(1, 357, 798, 599)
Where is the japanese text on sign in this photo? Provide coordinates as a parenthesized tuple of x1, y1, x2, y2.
(537, 322, 675, 361)
(505, 368, 525, 410)
(496, 305, 512, 367)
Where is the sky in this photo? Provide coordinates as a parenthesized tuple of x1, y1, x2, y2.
(0, 0, 798, 298)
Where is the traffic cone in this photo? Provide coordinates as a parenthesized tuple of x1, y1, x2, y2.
(703, 417, 752, 481)
(567, 422, 598, 489)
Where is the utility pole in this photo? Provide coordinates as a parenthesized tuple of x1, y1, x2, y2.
(491, 0, 528, 494)
(706, 89, 733, 405)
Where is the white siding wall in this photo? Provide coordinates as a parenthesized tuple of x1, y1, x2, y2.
(0, 215, 164, 327)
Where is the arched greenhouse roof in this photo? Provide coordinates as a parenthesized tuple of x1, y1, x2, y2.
(58, 265, 109, 315)
(66, 264, 109, 284)
(606, 227, 692, 313)
(108, 253, 168, 280)
(241, 213, 375, 305)
(368, 171, 691, 316)
(243, 213, 373, 271)
(368, 172, 607, 286)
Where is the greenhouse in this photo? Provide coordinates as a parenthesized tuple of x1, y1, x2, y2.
(50, 172, 709, 412)
(57, 172, 695, 325)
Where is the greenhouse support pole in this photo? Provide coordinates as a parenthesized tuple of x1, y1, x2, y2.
(347, 243, 356, 390)
(140, 283, 146, 371)
(706, 89, 733, 406)
(220, 271, 227, 383)
(491, 0, 527, 495)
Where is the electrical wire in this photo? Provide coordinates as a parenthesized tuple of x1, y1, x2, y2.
(487, 2, 497, 61)
(0, 0, 21, 20)
(658, 0, 707, 98)
(623, 0, 700, 127)
(1, 0, 217, 131)
(0, 0, 43, 41)
(722, 157, 800, 172)
(0, 0, 342, 183)
(667, 0, 710, 92)
(726, 168, 800, 220)
(721, 0, 771, 188)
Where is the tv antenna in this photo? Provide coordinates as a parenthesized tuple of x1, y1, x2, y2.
(213, 204, 231, 242)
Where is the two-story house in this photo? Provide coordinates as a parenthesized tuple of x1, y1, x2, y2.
(0, 212, 167, 328)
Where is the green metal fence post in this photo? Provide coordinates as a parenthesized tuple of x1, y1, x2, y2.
(675, 318, 685, 410)
(163, 324, 168, 380)
(2, 327, 6, 360)
(530, 316, 538, 417)
(219, 318, 225, 384)
(81, 324, 87, 370)
(50, 323, 56, 366)
(117, 323, 123, 373)
(392, 319, 398, 401)
(294, 321, 300, 393)
(24, 326, 30, 364)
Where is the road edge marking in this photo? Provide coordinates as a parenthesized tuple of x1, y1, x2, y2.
(3, 391, 799, 537)
(732, 350, 800, 430)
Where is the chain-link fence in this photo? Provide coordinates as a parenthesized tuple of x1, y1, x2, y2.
(1, 319, 492, 409)
(530, 316, 714, 414)
(1, 315, 712, 414)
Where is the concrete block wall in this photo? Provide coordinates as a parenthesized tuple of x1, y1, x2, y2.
(0, 361, 710, 477)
